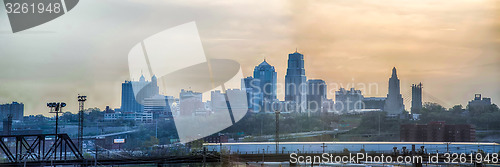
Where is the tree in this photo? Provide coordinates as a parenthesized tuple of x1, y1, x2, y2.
(86, 108, 103, 122)
(143, 136, 159, 148)
(61, 112, 77, 122)
(490, 104, 499, 112)
(448, 105, 464, 114)
(422, 102, 446, 113)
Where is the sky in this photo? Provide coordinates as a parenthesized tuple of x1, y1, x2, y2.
(0, 0, 499, 116)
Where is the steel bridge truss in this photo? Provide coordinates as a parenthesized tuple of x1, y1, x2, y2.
(0, 134, 83, 163)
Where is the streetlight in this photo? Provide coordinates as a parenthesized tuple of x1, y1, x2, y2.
(47, 102, 66, 137)
(47, 102, 66, 160)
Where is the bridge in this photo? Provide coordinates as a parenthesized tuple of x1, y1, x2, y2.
(0, 133, 82, 163)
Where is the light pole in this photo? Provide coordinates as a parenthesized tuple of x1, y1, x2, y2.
(47, 102, 66, 137)
(262, 148, 265, 163)
(78, 95, 87, 153)
(274, 103, 280, 154)
(47, 102, 66, 160)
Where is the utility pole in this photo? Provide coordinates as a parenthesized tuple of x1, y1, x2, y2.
(202, 147, 207, 167)
(321, 143, 327, 153)
(78, 95, 87, 153)
(219, 134, 223, 162)
(95, 139, 98, 167)
(378, 113, 381, 136)
(275, 109, 280, 154)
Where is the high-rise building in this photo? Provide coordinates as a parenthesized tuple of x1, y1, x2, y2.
(0, 102, 24, 121)
(384, 67, 405, 116)
(285, 51, 307, 112)
(411, 83, 423, 114)
(179, 89, 204, 116)
(241, 77, 260, 111)
(335, 88, 364, 113)
(211, 90, 227, 113)
(121, 75, 159, 113)
(307, 79, 327, 112)
(143, 95, 173, 119)
(253, 59, 277, 112)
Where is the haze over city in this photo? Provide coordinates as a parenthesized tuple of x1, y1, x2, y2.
(0, 0, 499, 116)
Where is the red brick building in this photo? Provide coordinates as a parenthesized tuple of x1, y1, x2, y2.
(400, 121, 475, 142)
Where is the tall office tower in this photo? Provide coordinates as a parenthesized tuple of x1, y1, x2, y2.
(384, 67, 405, 116)
(121, 75, 159, 112)
(307, 79, 327, 112)
(285, 51, 307, 112)
(0, 102, 24, 121)
(253, 59, 277, 112)
(241, 77, 259, 111)
(411, 83, 423, 114)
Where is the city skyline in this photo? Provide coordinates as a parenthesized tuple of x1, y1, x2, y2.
(0, 0, 498, 116)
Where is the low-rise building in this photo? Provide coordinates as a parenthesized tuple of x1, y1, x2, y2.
(400, 121, 475, 142)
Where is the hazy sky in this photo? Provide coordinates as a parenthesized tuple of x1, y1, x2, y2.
(0, 0, 499, 116)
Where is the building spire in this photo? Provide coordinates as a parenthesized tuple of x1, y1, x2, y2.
(392, 67, 397, 78)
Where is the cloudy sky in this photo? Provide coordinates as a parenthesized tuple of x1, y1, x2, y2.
(0, 0, 499, 116)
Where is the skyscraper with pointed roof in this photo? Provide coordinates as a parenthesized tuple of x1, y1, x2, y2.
(252, 59, 277, 112)
(384, 67, 405, 116)
(285, 51, 307, 112)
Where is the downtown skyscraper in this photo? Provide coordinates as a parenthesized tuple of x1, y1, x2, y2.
(411, 83, 423, 114)
(384, 67, 405, 116)
(121, 75, 160, 113)
(285, 51, 307, 113)
(307, 79, 327, 112)
(253, 59, 277, 112)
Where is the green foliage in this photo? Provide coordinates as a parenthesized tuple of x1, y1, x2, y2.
(188, 139, 204, 150)
(418, 102, 500, 130)
(422, 102, 446, 113)
(449, 105, 464, 113)
(143, 136, 159, 148)
(83, 152, 93, 159)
